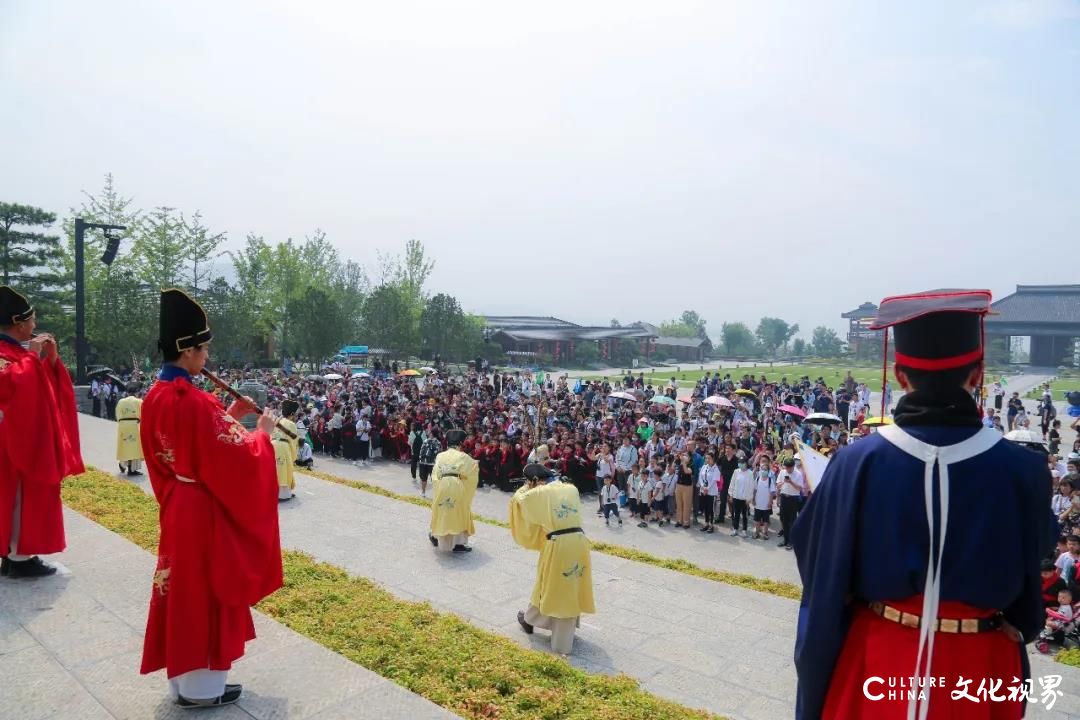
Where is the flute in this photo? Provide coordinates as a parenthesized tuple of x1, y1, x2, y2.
(200, 368, 298, 440)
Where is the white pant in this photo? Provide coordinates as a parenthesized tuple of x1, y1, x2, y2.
(168, 669, 228, 701)
(435, 533, 469, 552)
(8, 482, 29, 562)
(524, 605, 579, 655)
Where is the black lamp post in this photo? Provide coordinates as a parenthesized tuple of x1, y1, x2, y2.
(74, 218, 126, 384)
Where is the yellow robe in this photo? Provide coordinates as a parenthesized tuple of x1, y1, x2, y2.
(429, 447, 478, 537)
(510, 481, 595, 619)
(115, 396, 144, 462)
(272, 418, 298, 491)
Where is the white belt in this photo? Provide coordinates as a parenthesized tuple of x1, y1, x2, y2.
(175, 475, 197, 484)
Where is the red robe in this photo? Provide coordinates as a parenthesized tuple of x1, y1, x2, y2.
(139, 367, 282, 678)
(0, 337, 83, 555)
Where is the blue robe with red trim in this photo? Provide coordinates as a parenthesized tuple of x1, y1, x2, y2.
(791, 426, 1054, 720)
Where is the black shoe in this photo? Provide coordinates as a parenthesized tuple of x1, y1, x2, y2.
(128, 470, 143, 477)
(7, 556, 57, 579)
(452, 544, 472, 553)
(176, 685, 242, 708)
(517, 610, 534, 635)
(778, 540, 787, 547)
(278, 496, 292, 503)
(429, 534, 438, 548)
(0, 557, 8, 577)
(119, 463, 126, 473)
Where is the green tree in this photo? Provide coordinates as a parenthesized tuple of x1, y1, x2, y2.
(810, 326, 844, 357)
(299, 229, 340, 289)
(658, 320, 699, 338)
(420, 293, 464, 358)
(792, 338, 807, 356)
(228, 234, 275, 359)
(183, 211, 226, 292)
(362, 284, 419, 356)
(574, 341, 600, 366)
(720, 321, 757, 356)
(267, 239, 305, 365)
(396, 238, 434, 306)
(132, 207, 186, 290)
(0, 202, 61, 285)
(680, 310, 707, 337)
(290, 285, 350, 365)
(199, 277, 249, 366)
(610, 318, 621, 328)
(454, 314, 488, 361)
(755, 317, 799, 357)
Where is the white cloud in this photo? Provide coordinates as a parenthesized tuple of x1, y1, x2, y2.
(982, 0, 1080, 29)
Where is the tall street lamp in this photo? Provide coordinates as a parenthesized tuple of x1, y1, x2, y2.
(74, 218, 126, 383)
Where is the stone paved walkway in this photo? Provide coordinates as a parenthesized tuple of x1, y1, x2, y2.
(75, 413, 1080, 719)
(0, 508, 459, 720)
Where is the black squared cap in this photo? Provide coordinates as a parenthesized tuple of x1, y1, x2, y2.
(0, 286, 34, 325)
(159, 288, 212, 353)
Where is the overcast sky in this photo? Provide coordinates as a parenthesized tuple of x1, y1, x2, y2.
(3, 1, 1078, 339)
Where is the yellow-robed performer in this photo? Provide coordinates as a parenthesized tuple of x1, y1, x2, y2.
(115, 384, 145, 476)
(510, 463, 595, 655)
(273, 399, 300, 501)
(428, 428, 478, 553)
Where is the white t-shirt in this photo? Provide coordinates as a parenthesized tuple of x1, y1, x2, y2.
(600, 483, 620, 505)
(697, 464, 721, 496)
(729, 468, 755, 502)
(753, 472, 776, 510)
(778, 470, 805, 497)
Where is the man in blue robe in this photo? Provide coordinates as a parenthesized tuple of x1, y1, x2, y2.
(792, 289, 1054, 720)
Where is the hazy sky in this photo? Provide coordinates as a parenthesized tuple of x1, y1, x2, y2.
(3, 1, 1078, 339)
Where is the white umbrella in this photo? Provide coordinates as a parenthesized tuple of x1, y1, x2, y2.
(608, 391, 637, 401)
(419, 366, 437, 373)
(1005, 429, 1047, 447)
(323, 372, 344, 380)
(649, 395, 676, 407)
(804, 412, 842, 425)
(306, 374, 325, 381)
(703, 395, 734, 408)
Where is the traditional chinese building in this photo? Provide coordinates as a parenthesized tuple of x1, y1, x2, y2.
(841, 302, 883, 360)
(483, 316, 658, 364)
(986, 285, 1080, 367)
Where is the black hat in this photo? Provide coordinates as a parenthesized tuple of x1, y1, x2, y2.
(281, 399, 300, 417)
(0, 286, 33, 326)
(523, 462, 549, 481)
(446, 428, 466, 446)
(870, 289, 991, 371)
(159, 289, 212, 354)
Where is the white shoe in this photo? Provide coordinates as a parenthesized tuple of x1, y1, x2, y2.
(741, 530, 749, 538)
(729, 529, 738, 537)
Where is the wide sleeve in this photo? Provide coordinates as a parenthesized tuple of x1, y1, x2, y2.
(43, 358, 84, 477)
(191, 393, 282, 606)
(510, 486, 547, 551)
(1005, 456, 1056, 642)
(790, 451, 860, 720)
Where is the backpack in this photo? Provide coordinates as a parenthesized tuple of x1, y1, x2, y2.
(419, 438, 441, 465)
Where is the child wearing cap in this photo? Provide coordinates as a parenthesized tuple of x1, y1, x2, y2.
(600, 475, 622, 526)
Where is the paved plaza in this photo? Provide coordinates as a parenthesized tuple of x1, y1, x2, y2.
(60, 407, 1080, 720)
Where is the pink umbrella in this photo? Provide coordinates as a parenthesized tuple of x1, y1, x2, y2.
(703, 395, 734, 408)
(677, 394, 694, 404)
(778, 404, 806, 418)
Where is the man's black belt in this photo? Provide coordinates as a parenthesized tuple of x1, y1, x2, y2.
(546, 527, 583, 540)
(118, 418, 140, 422)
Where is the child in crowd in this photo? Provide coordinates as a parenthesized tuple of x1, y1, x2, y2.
(650, 469, 668, 526)
(1045, 587, 1075, 636)
(639, 470, 657, 528)
(627, 463, 644, 519)
(1050, 419, 1062, 455)
(294, 438, 314, 469)
(728, 455, 755, 538)
(1056, 534, 1080, 585)
(1042, 558, 1068, 610)
(752, 457, 775, 540)
(662, 462, 678, 524)
(600, 475, 622, 526)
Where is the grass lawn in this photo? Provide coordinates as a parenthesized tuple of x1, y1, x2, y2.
(1026, 376, 1080, 401)
(582, 363, 888, 389)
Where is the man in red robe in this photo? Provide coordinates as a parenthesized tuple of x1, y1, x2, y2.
(140, 289, 283, 708)
(0, 286, 83, 578)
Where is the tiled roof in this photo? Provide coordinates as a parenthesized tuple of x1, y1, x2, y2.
(841, 302, 877, 319)
(482, 316, 579, 330)
(493, 326, 655, 342)
(655, 336, 711, 348)
(988, 285, 1080, 325)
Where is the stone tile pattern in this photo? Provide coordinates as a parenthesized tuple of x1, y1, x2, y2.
(0, 509, 459, 720)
